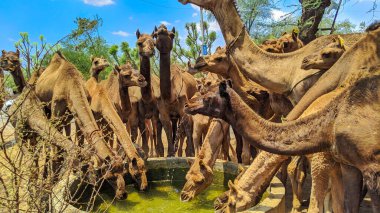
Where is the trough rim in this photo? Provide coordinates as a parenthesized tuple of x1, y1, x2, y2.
(52, 157, 285, 213)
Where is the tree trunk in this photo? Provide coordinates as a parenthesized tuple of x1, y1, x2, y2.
(298, 0, 331, 44)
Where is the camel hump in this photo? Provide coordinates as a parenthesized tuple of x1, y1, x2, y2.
(366, 21, 380, 32)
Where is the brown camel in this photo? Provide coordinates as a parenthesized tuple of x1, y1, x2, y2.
(35, 52, 127, 199)
(153, 24, 198, 157)
(129, 30, 164, 157)
(1, 49, 26, 93)
(185, 74, 380, 212)
(85, 57, 148, 191)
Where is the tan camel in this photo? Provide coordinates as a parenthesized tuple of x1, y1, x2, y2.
(153, 24, 198, 157)
(35, 52, 127, 199)
(85, 57, 148, 191)
(1, 49, 27, 93)
(129, 30, 164, 157)
(185, 73, 380, 212)
(259, 29, 304, 53)
(287, 37, 348, 212)
(180, 118, 230, 201)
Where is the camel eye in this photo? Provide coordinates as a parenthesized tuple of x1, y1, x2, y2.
(283, 42, 289, 48)
(137, 42, 143, 46)
(215, 57, 223, 62)
(322, 53, 331, 59)
(94, 61, 99, 65)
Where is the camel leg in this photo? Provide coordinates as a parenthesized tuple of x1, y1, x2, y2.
(369, 189, 380, 212)
(138, 116, 149, 156)
(221, 126, 230, 160)
(183, 115, 195, 157)
(308, 153, 333, 213)
(233, 128, 243, 163)
(250, 145, 258, 160)
(145, 119, 155, 157)
(330, 163, 344, 213)
(341, 164, 362, 213)
(177, 138, 184, 157)
(129, 103, 139, 143)
(241, 139, 251, 165)
(153, 115, 164, 157)
(288, 156, 303, 212)
(75, 121, 84, 147)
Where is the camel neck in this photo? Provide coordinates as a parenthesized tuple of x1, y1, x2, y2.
(11, 64, 26, 93)
(223, 89, 340, 155)
(209, 0, 323, 94)
(159, 52, 171, 101)
(140, 56, 152, 101)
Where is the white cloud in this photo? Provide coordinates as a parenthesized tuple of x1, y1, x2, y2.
(192, 12, 198, 17)
(112, 31, 130, 37)
(271, 9, 287, 21)
(160, 21, 171, 26)
(83, 0, 114, 7)
(175, 20, 181, 23)
(196, 21, 221, 33)
(191, 4, 200, 11)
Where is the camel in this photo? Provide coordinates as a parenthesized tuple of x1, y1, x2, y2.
(286, 37, 348, 212)
(85, 57, 148, 191)
(1, 49, 26, 93)
(153, 24, 198, 157)
(180, 118, 230, 202)
(185, 73, 380, 212)
(259, 29, 304, 53)
(128, 30, 164, 157)
(35, 52, 128, 200)
(178, 0, 363, 105)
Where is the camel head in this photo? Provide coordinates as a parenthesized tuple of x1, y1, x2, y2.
(189, 47, 230, 78)
(98, 155, 128, 200)
(127, 156, 148, 191)
(90, 56, 110, 73)
(277, 29, 304, 53)
(136, 30, 155, 57)
(1, 49, 21, 72)
(115, 62, 147, 87)
(152, 24, 175, 54)
(259, 39, 283, 53)
(301, 36, 346, 70)
(214, 180, 247, 213)
(180, 159, 214, 202)
(185, 80, 232, 119)
(196, 73, 221, 95)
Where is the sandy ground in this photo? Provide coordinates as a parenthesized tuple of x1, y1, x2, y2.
(0, 115, 374, 212)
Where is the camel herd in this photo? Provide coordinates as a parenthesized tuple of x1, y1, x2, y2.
(0, 0, 379, 212)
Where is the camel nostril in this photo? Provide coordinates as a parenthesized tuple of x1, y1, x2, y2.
(302, 58, 309, 64)
(184, 103, 189, 108)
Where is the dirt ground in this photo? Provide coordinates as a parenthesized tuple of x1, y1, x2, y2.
(0, 115, 374, 212)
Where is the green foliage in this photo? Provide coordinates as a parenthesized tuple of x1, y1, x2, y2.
(172, 21, 217, 66)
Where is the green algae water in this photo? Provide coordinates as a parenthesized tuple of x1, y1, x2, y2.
(96, 180, 227, 213)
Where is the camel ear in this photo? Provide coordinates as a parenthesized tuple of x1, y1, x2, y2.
(219, 81, 228, 96)
(90, 55, 95, 62)
(172, 27, 176, 34)
(282, 32, 288, 36)
(16, 49, 20, 56)
(114, 65, 121, 72)
(136, 29, 141, 39)
(226, 79, 233, 88)
(337, 35, 345, 48)
(292, 28, 299, 41)
(1, 50, 5, 56)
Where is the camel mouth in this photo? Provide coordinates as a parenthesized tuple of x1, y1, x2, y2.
(178, 0, 189, 5)
(300, 62, 314, 70)
(184, 100, 204, 115)
(180, 191, 195, 202)
(140, 52, 155, 57)
(194, 62, 207, 69)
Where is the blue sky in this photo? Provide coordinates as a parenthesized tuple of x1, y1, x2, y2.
(0, 0, 378, 52)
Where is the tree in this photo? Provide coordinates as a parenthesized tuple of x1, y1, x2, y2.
(172, 21, 217, 66)
(298, 0, 331, 43)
